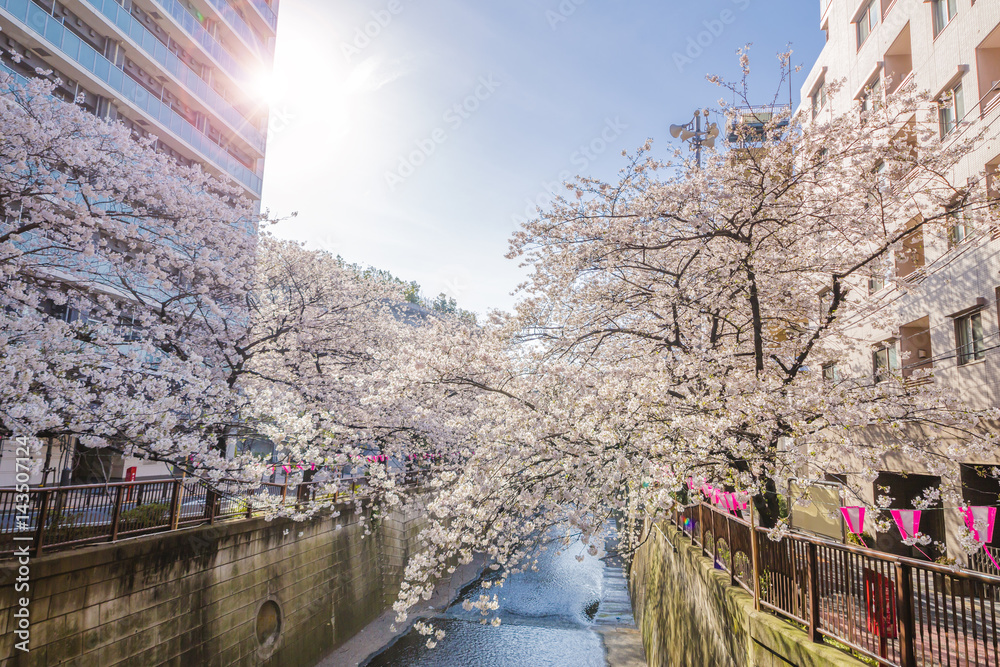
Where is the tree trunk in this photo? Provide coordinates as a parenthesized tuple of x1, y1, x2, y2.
(754, 476, 782, 528)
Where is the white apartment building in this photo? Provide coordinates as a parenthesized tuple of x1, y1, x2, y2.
(0, 0, 278, 486)
(798, 0, 1000, 566)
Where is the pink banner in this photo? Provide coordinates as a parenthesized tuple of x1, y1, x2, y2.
(890, 509, 921, 540)
(962, 506, 997, 544)
(841, 506, 866, 535)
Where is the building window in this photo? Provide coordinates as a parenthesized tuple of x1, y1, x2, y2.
(812, 81, 827, 119)
(869, 276, 885, 294)
(947, 205, 971, 247)
(956, 311, 985, 365)
(885, 23, 913, 95)
(938, 83, 965, 138)
(894, 225, 924, 278)
(932, 0, 957, 37)
(977, 28, 1000, 114)
(860, 74, 883, 115)
(873, 342, 899, 382)
(857, 1, 877, 48)
(818, 288, 833, 323)
(822, 362, 840, 382)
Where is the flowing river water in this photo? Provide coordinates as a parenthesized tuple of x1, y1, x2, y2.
(362, 527, 645, 667)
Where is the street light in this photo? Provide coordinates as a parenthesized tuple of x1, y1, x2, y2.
(669, 108, 719, 168)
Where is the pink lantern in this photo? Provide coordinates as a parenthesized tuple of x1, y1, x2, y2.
(890, 509, 921, 540)
(890, 509, 934, 560)
(963, 507, 1000, 572)
(841, 506, 866, 536)
(688, 477, 695, 491)
(962, 506, 997, 544)
(725, 492, 739, 513)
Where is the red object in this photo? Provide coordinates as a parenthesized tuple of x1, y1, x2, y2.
(125, 466, 138, 502)
(863, 568, 898, 645)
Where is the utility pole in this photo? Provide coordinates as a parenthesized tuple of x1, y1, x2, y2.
(669, 109, 719, 168)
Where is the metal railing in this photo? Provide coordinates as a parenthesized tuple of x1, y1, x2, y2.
(670, 500, 1000, 667)
(0, 470, 432, 558)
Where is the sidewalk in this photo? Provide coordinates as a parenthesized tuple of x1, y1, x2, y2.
(317, 556, 486, 667)
(595, 525, 647, 667)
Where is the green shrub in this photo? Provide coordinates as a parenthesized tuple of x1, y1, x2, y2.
(777, 494, 788, 519)
(119, 502, 170, 528)
(846, 531, 873, 547)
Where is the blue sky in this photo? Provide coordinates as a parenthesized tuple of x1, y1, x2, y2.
(259, 0, 825, 316)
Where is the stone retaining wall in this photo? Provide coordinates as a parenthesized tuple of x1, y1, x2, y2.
(628, 519, 867, 667)
(0, 501, 426, 666)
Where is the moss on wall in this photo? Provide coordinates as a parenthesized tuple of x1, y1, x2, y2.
(628, 519, 866, 667)
(0, 502, 426, 667)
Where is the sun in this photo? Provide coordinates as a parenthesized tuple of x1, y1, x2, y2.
(249, 68, 285, 107)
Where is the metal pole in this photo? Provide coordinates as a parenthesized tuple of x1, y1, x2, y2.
(895, 561, 917, 667)
(33, 490, 50, 556)
(807, 542, 821, 643)
(109, 485, 125, 542)
(751, 501, 761, 611)
(169, 478, 182, 530)
(727, 511, 735, 586)
(695, 113, 702, 168)
(700, 501, 706, 556)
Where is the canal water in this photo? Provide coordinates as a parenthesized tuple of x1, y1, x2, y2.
(363, 530, 631, 667)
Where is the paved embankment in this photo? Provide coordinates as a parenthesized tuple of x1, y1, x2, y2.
(318, 556, 486, 667)
(595, 526, 648, 666)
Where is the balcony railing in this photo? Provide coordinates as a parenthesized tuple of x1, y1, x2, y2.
(246, 0, 277, 32)
(669, 500, 1000, 667)
(0, 0, 263, 195)
(148, 0, 252, 87)
(84, 0, 265, 154)
(0, 469, 436, 558)
(201, 0, 273, 62)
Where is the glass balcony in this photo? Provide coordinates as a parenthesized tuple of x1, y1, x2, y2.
(0, 60, 28, 85)
(247, 0, 277, 32)
(84, 0, 265, 154)
(201, 0, 272, 62)
(0, 0, 262, 195)
(147, 0, 251, 87)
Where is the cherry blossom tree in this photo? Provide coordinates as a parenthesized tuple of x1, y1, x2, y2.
(388, 55, 1000, 636)
(0, 74, 258, 477)
(0, 72, 483, 496)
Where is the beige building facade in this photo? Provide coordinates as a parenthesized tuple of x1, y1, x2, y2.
(797, 0, 1000, 566)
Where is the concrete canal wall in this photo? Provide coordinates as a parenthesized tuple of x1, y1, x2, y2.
(628, 519, 866, 667)
(0, 501, 426, 666)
